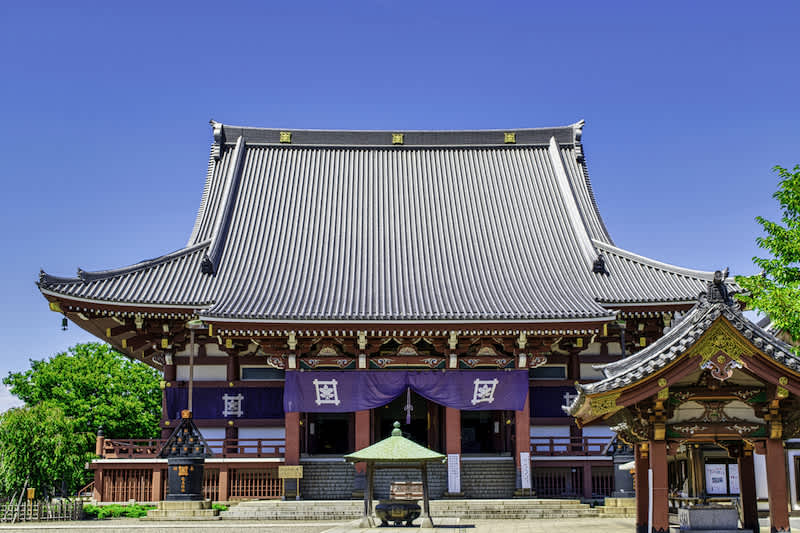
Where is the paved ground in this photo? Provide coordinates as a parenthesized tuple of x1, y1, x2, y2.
(0, 516, 797, 533)
(0, 516, 637, 533)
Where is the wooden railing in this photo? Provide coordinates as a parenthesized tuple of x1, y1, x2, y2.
(530, 436, 612, 456)
(0, 500, 83, 522)
(102, 438, 285, 459)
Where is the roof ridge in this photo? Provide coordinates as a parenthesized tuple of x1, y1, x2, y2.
(211, 120, 580, 135)
(201, 135, 247, 275)
(548, 137, 597, 266)
(593, 240, 716, 280)
(38, 240, 211, 287)
(211, 122, 581, 149)
(570, 120, 614, 245)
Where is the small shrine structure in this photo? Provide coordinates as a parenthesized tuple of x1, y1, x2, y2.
(345, 421, 445, 528)
(567, 273, 800, 533)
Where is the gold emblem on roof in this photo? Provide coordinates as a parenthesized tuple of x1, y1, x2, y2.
(690, 319, 753, 365)
(392, 133, 404, 145)
(504, 132, 516, 144)
(279, 131, 292, 143)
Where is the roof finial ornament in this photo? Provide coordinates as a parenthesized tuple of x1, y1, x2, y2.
(210, 120, 224, 161)
(593, 254, 609, 276)
(572, 119, 585, 162)
(706, 269, 732, 305)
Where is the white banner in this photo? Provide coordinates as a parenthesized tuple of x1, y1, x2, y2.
(520, 452, 531, 490)
(447, 453, 461, 494)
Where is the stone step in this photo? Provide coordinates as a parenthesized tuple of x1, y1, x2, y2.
(221, 498, 603, 520)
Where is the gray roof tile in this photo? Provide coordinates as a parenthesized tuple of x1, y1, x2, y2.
(39, 122, 731, 323)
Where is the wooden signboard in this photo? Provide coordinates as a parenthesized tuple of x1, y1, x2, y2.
(279, 465, 304, 479)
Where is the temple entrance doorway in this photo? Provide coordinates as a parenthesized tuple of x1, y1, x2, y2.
(373, 391, 443, 452)
(461, 410, 513, 455)
(303, 412, 354, 455)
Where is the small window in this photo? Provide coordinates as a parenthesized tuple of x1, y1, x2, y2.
(241, 367, 285, 380)
(529, 365, 567, 379)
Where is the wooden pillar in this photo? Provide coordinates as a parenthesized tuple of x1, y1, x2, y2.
(445, 407, 462, 495)
(218, 467, 230, 502)
(687, 444, 704, 498)
(738, 449, 759, 533)
(650, 440, 669, 533)
(354, 410, 370, 473)
(164, 360, 176, 382)
(226, 353, 239, 382)
(93, 467, 104, 502)
(285, 412, 300, 465)
(514, 389, 531, 492)
(284, 411, 301, 499)
(420, 462, 433, 528)
(225, 424, 238, 455)
(766, 438, 791, 533)
(152, 468, 163, 502)
(635, 444, 649, 533)
(583, 462, 593, 500)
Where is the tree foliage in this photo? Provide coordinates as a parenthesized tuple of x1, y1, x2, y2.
(0, 403, 93, 497)
(736, 165, 800, 347)
(3, 343, 161, 439)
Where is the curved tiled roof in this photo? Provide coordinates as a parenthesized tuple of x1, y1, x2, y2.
(38, 121, 730, 322)
(574, 292, 798, 398)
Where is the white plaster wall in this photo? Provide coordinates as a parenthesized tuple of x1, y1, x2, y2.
(197, 427, 226, 455)
(582, 425, 615, 438)
(580, 342, 603, 356)
(238, 427, 286, 454)
(580, 363, 604, 380)
(175, 343, 227, 357)
(530, 425, 570, 453)
(176, 365, 226, 381)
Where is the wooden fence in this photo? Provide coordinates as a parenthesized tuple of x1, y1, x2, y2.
(0, 499, 83, 522)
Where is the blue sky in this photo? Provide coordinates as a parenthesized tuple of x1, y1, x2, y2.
(0, 2, 798, 411)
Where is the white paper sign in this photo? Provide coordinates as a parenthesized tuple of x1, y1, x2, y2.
(728, 464, 740, 494)
(705, 464, 728, 495)
(520, 452, 531, 490)
(447, 453, 461, 494)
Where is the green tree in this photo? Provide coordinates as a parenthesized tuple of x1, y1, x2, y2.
(0, 403, 93, 497)
(3, 343, 161, 439)
(736, 164, 800, 348)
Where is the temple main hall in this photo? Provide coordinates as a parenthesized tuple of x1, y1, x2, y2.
(40, 121, 764, 507)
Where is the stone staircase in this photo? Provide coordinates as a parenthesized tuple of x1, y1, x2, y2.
(595, 497, 636, 518)
(461, 460, 517, 499)
(220, 498, 600, 521)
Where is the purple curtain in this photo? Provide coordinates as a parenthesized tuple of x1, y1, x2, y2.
(284, 370, 528, 412)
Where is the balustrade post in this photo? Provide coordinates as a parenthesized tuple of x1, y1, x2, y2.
(219, 467, 230, 502)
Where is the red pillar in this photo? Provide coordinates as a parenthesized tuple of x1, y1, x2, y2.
(738, 449, 759, 533)
(354, 409, 371, 475)
(635, 444, 649, 533)
(583, 462, 593, 500)
(285, 411, 300, 465)
(445, 407, 462, 495)
(766, 438, 791, 533)
(514, 390, 531, 492)
(649, 440, 669, 533)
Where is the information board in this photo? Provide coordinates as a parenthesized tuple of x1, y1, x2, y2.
(520, 452, 531, 490)
(447, 453, 461, 494)
(705, 464, 728, 494)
